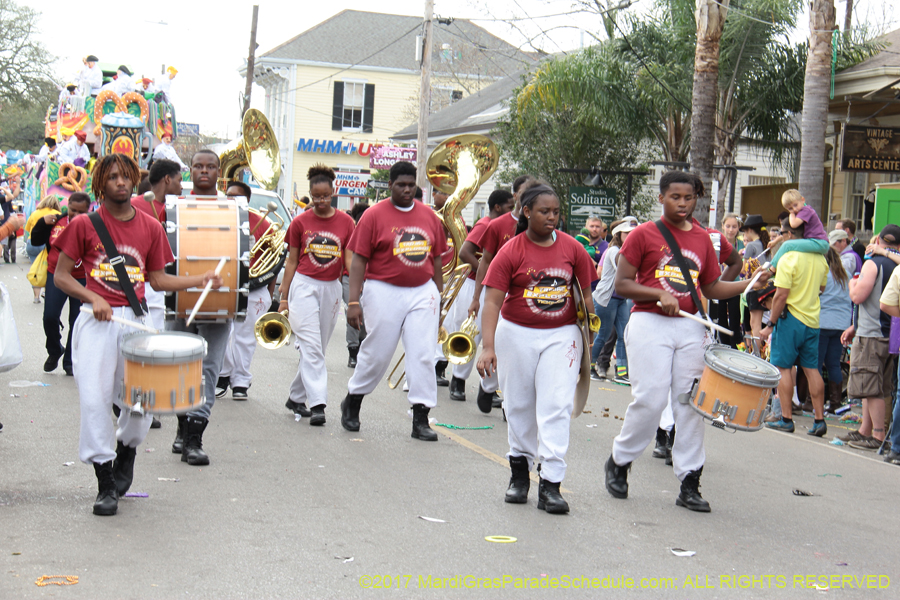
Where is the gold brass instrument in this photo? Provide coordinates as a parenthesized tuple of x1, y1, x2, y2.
(247, 201, 287, 279)
(443, 314, 479, 365)
(385, 134, 498, 389)
(219, 108, 281, 192)
(254, 310, 291, 349)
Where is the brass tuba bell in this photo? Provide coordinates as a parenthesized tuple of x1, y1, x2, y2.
(218, 108, 281, 192)
(443, 314, 479, 365)
(254, 310, 291, 349)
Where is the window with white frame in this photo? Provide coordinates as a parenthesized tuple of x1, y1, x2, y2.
(332, 81, 374, 133)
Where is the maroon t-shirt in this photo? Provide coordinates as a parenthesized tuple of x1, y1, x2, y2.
(55, 204, 174, 307)
(619, 220, 721, 316)
(484, 231, 595, 329)
(287, 209, 355, 282)
(132, 194, 167, 224)
(480, 211, 518, 256)
(348, 199, 447, 287)
(464, 216, 491, 280)
(47, 214, 86, 279)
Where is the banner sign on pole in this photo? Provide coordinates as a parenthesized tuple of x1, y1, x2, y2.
(369, 146, 417, 170)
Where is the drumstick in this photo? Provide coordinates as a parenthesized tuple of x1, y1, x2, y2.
(656, 302, 734, 336)
(80, 306, 159, 334)
(743, 261, 771, 295)
(186, 257, 227, 326)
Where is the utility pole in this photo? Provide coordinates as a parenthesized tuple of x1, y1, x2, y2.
(242, 5, 260, 118)
(843, 0, 853, 40)
(416, 0, 434, 192)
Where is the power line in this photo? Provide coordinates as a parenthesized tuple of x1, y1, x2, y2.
(269, 24, 421, 98)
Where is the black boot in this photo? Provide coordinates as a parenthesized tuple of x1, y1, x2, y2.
(491, 393, 503, 409)
(476, 385, 493, 414)
(411, 404, 438, 441)
(604, 455, 630, 499)
(150, 416, 161, 429)
(340, 393, 363, 432)
(449, 376, 466, 401)
(113, 441, 137, 496)
(309, 404, 326, 426)
(537, 478, 569, 514)
(652, 428, 668, 459)
(347, 344, 359, 368)
(665, 426, 675, 466)
(92, 461, 118, 516)
(172, 415, 187, 454)
(285, 399, 312, 417)
(676, 468, 711, 512)
(43, 354, 61, 373)
(505, 456, 530, 504)
(435, 360, 449, 387)
(182, 417, 210, 466)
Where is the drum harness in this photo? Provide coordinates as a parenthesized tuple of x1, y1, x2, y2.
(88, 211, 149, 320)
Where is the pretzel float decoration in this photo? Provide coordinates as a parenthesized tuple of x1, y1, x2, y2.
(121, 92, 149, 124)
(54, 163, 89, 192)
(93, 90, 127, 135)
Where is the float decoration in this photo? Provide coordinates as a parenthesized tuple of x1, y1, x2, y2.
(53, 163, 89, 192)
(92, 90, 127, 135)
(121, 92, 149, 124)
(100, 112, 148, 166)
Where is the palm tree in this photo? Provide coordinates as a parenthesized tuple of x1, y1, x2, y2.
(690, 0, 730, 225)
(797, 0, 836, 214)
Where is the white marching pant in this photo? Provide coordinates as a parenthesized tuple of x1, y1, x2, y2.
(221, 286, 271, 388)
(144, 284, 166, 331)
(73, 305, 155, 464)
(287, 274, 341, 408)
(612, 312, 707, 480)
(434, 277, 465, 365)
(660, 394, 675, 431)
(348, 279, 440, 407)
(496, 319, 582, 483)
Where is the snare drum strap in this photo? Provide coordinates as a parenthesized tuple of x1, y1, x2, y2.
(88, 211, 147, 317)
(654, 219, 708, 322)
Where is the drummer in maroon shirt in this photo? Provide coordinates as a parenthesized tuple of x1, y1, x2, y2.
(603, 171, 770, 513)
(53, 154, 221, 517)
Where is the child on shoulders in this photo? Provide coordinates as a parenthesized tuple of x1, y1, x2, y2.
(770, 189, 829, 269)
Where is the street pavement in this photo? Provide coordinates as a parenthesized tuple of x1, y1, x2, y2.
(1, 259, 898, 599)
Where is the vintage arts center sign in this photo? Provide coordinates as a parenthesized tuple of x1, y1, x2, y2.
(841, 126, 900, 173)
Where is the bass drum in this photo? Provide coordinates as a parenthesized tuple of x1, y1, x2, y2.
(165, 199, 250, 322)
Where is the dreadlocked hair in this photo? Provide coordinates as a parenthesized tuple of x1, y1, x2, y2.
(515, 184, 558, 236)
(91, 154, 141, 199)
(308, 163, 336, 187)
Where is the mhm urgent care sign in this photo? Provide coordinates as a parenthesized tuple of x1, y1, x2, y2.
(335, 171, 369, 197)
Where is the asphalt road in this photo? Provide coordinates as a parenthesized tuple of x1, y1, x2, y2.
(1, 258, 898, 599)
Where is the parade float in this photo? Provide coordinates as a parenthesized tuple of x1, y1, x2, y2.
(19, 81, 179, 214)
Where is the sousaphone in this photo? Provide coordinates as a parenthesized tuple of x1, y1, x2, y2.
(218, 108, 281, 192)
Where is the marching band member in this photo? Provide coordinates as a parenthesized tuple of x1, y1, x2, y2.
(341, 161, 447, 440)
(280, 165, 355, 425)
(468, 175, 534, 412)
(432, 188, 453, 386)
(167, 150, 231, 466)
(604, 171, 768, 513)
(342, 201, 370, 369)
(52, 154, 221, 516)
(447, 189, 514, 402)
(477, 183, 596, 514)
(217, 181, 277, 401)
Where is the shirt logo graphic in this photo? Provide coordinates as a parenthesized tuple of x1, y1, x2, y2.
(393, 227, 432, 268)
(90, 247, 146, 294)
(523, 267, 571, 317)
(655, 249, 701, 298)
(304, 231, 342, 268)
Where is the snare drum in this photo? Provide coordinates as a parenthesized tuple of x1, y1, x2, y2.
(121, 332, 207, 414)
(165, 199, 250, 322)
(684, 344, 781, 431)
